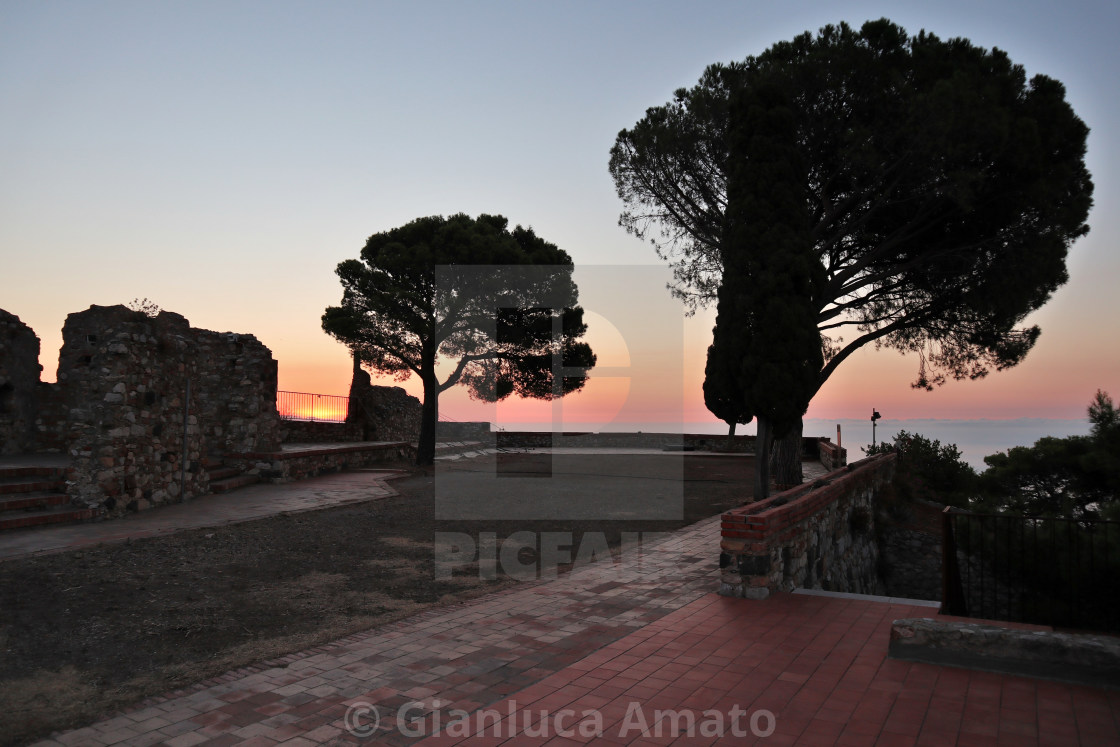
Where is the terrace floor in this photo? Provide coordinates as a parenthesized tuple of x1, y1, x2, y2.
(22, 473, 1119, 746)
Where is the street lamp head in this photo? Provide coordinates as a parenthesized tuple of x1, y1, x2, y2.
(871, 410, 881, 422)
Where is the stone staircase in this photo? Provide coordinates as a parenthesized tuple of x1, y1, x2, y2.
(0, 465, 97, 530)
(204, 457, 259, 494)
(432, 440, 490, 460)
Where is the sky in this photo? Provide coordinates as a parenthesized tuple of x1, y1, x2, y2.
(2, 0, 1117, 434)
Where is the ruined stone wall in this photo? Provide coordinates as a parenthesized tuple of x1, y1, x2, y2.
(345, 362, 421, 443)
(33, 382, 70, 452)
(719, 454, 895, 599)
(0, 310, 42, 454)
(57, 305, 281, 516)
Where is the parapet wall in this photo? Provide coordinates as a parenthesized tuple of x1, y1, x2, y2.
(496, 431, 783, 452)
(57, 305, 281, 515)
(495, 431, 842, 461)
(818, 439, 847, 471)
(282, 420, 364, 444)
(719, 453, 895, 599)
(436, 421, 492, 441)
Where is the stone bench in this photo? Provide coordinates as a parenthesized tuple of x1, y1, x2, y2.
(890, 617, 1120, 689)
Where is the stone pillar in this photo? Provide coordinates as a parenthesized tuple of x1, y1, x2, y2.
(347, 354, 422, 443)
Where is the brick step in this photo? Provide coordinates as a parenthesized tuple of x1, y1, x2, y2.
(210, 474, 259, 494)
(0, 466, 66, 480)
(0, 492, 71, 513)
(0, 477, 67, 495)
(207, 466, 240, 482)
(0, 506, 97, 531)
(433, 441, 486, 456)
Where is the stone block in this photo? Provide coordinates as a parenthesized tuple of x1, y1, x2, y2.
(738, 553, 771, 576)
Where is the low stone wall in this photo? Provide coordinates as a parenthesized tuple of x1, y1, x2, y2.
(719, 453, 895, 599)
(281, 420, 363, 444)
(495, 431, 841, 460)
(229, 443, 413, 482)
(498, 431, 737, 450)
(890, 618, 1120, 688)
(437, 421, 492, 441)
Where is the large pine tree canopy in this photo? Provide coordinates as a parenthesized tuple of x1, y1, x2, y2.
(611, 18, 1093, 395)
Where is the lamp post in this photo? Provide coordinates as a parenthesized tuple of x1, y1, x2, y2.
(871, 409, 882, 448)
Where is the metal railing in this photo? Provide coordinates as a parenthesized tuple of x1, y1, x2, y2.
(943, 508, 1120, 632)
(276, 391, 349, 423)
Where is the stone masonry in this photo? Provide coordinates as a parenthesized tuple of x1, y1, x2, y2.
(0, 310, 41, 455)
(719, 453, 895, 599)
(344, 357, 421, 443)
(56, 305, 281, 516)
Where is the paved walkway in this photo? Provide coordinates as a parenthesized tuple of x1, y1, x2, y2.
(27, 513, 1120, 746)
(0, 470, 403, 561)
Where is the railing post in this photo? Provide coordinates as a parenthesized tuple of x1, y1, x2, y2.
(941, 507, 967, 616)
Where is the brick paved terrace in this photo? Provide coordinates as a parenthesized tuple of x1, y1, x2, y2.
(25, 506, 1119, 746)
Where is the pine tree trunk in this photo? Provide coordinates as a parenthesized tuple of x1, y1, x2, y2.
(770, 417, 804, 490)
(754, 417, 771, 500)
(726, 421, 736, 451)
(416, 350, 438, 466)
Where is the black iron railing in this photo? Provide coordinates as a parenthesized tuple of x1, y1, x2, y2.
(276, 391, 349, 423)
(942, 508, 1120, 632)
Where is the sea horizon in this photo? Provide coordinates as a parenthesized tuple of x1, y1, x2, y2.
(487, 417, 1093, 470)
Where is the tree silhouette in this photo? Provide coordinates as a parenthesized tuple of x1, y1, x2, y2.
(323, 214, 596, 465)
(612, 19, 1093, 486)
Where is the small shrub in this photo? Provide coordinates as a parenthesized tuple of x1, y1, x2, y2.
(127, 297, 162, 317)
(866, 430, 978, 509)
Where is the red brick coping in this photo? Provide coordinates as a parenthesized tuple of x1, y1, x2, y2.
(719, 453, 896, 599)
(720, 453, 895, 542)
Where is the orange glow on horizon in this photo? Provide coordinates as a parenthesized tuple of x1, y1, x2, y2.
(276, 291, 1116, 427)
(276, 393, 349, 423)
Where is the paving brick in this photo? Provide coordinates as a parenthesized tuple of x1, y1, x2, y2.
(21, 461, 1117, 747)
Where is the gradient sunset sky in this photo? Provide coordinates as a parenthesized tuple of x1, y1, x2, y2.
(2, 0, 1116, 430)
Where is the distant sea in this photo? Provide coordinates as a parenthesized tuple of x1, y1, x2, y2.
(494, 418, 1093, 471)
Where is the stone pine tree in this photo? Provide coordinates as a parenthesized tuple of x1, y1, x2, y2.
(707, 80, 824, 498)
(322, 213, 596, 465)
(612, 19, 1093, 486)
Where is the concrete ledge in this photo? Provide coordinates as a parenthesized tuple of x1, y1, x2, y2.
(234, 441, 410, 460)
(793, 588, 941, 608)
(889, 617, 1120, 689)
(227, 441, 413, 482)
